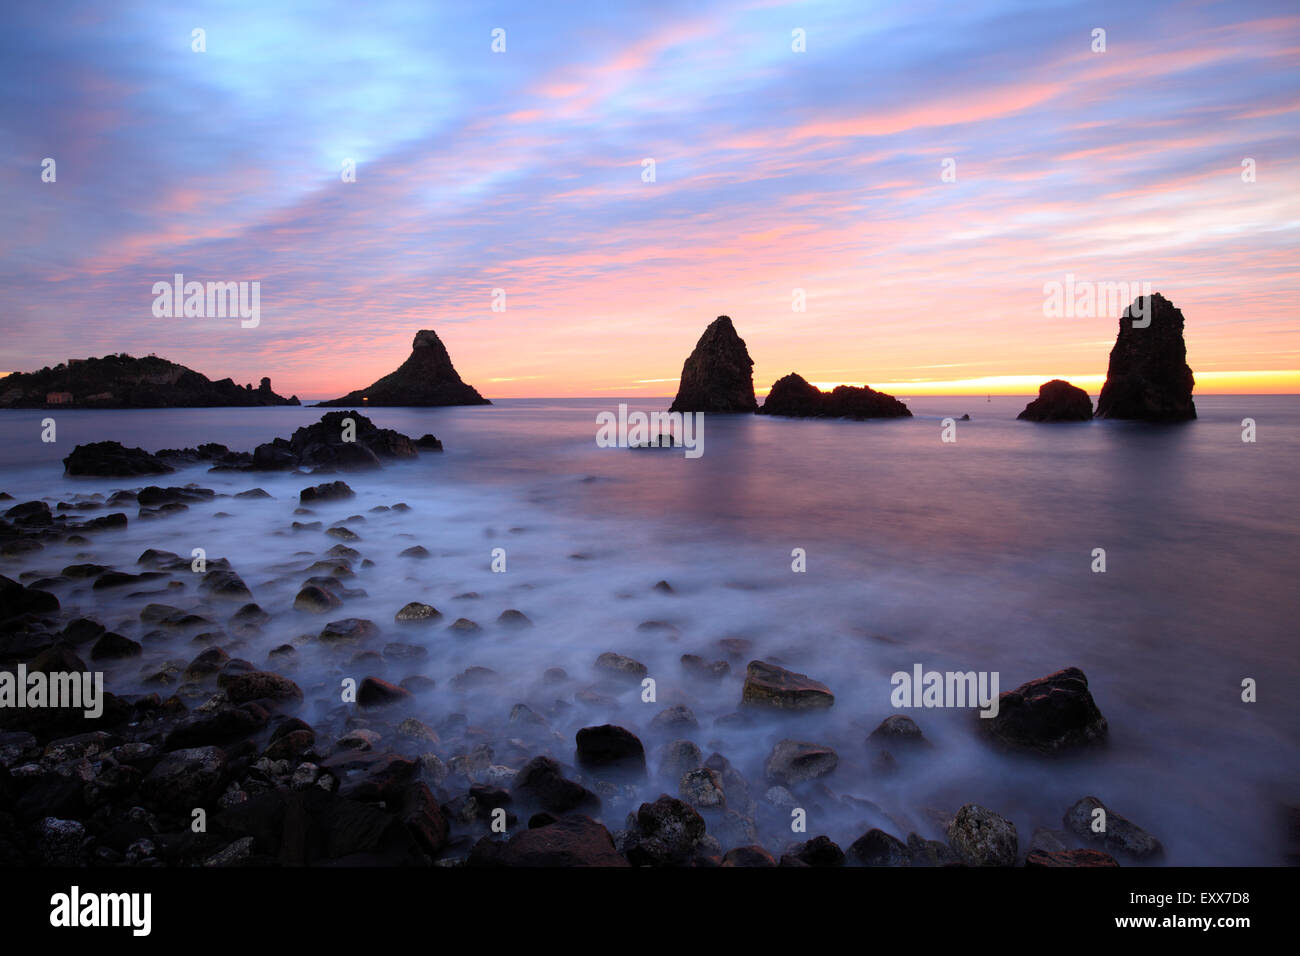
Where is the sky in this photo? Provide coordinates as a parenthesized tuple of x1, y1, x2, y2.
(1, 0, 1298, 398)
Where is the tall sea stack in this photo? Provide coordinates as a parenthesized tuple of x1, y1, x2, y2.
(668, 316, 758, 414)
(1095, 294, 1195, 421)
(318, 329, 490, 407)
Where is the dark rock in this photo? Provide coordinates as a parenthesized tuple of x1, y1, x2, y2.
(318, 330, 490, 407)
(1026, 848, 1120, 867)
(218, 671, 303, 707)
(594, 652, 647, 681)
(668, 315, 758, 414)
(90, 632, 142, 660)
(869, 714, 927, 745)
(1095, 293, 1196, 421)
(575, 724, 646, 773)
(947, 804, 1018, 866)
(759, 372, 911, 419)
(294, 585, 342, 612)
(1063, 796, 1162, 859)
(61, 441, 173, 476)
(512, 756, 601, 814)
(357, 676, 411, 708)
(849, 828, 910, 866)
(395, 601, 439, 623)
(141, 746, 228, 810)
(1017, 379, 1093, 422)
(786, 834, 845, 867)
(469, 814, 626, 867)
(742, 660, 834, 710)
(763, 739, 838, 785)
(982, 667, 1108, 754)
(299, 480, 355, 505)
(626, 795, 706, 866)
(721, 845, 777, 867)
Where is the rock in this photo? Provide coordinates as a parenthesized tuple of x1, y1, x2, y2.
(319, 618, 378, 644)
(357, 676, 411, 708)
(165, 705, 265, 749)
(763, 739, 838, 786)
(398, 545, 430, 558)
(594, 652, 648, 681)
(395, 601, 440, 623)
(906, 832, 957, 866)
(39, 817, 87, 865)
(650, 704, 698, 731)
(627, 795, 706, 866)
(218, 671, 304, 706)
(415, 434, 442, 450)
(294, 585, 341, 612)
(1017, 379, 1093, 422)
(658, 740, 703, 783)
(679, 767, 725, 808)
(90, 631, 142, 659)
(868, 714, 926, 745)
(680, 654, 729, 680)
(400, 782, 449, 858)
(784, 835, 845, 867)
(1095, 293, 1196, 421)
(235, 488, 272, 499)
(470, 814, 626, 867)
(141, 746, 228, 809)
(982, 667, 1108, 754)
(668, 315, 758, 414)
(300, 480, 355, 504)
(1026, 848, 1120, 867)
(759, 372, 911, 419)
(848, 828, 910, 866)
(318, 330, 490, 407)
(62, 441, 173, 476)
(199, 569, 252, 601)
(575, 725, 646, 774)
(1064, 796, 1163, 859)
(496, 609, 532, 628)
(947, 804, 1018, 866)
(742, 660, 834, 710)
(721, 845, 777, 867)
(512, 756, 601, 814)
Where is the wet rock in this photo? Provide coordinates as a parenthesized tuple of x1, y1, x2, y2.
(658, 740, 703, 783)
(141, 746, 228, 810)
(200, 569, 252, 601)
(1026, 848, 1120, 867)
(680, 654, 730, 680)
(763, 739, 838, 786)
(982, 667, 1107, 754)
(1064, 796, 1163, 859)
(235, 488, 272, 499)
(299, 480, 355, 505)
(400, 782, 449, 858)
(357, 676, 411, 708)
(90, 631, 142, 660)
(496, 609, 532, 628)
(395, 601, 440, 623)
(218, 671, 303, 707)
(512, 756, 600, 814)
(469, 814, 626, 867)
(947, 804, 1018, 866)
(784, 834, 845, 867)
(849, 828, 910, 866)
(742, 660, 834, 710)
(868, 714, 926, 746)
(293, 586, 342, 616)
(1018, 379, 1093, 422)
(576, 725, 646, 774)
(626, 795, 706, 866)
(679, 767, 725, 808)
(906, 832, 958, 866)
(63, 441, 173, 477)
(319, 618, 378, 644)
(39, 817, 87, 865)
(650, 704, 698, 731)
(721, 845, 777, 867)
(448, 618, 481, 635)
(594, 652, 648, 681)
(164, 705, 266, 750)
(668, 315, 758, 414)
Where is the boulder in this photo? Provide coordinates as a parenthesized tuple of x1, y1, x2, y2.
(299, 480, 355, 504)
(626, 795, 706, 866)
(1017, 379, 1093, 421)
(575, 725, 645, 774)
(512, 756, 601, 814)
(1064, 796, 1163, 859)
(982, 667, 1107, 754)
(741, 660, 834, 710)
(1095, 293, 1196, 421)
(469, 814, 626, 867)
(947, 804, 1018, 866)
(849, 828, 911, 866)
(759, 372, 911, 419)
(62, 441, 173, 477)
(1026, 848, 1120, 867)
(763, 739, 838, 786)
(668, 316, 758, 413)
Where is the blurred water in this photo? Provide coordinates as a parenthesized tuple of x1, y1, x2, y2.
(0, 395, 1296, 864)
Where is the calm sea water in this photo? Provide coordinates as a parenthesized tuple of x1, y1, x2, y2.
(1, 395, 1296, 864)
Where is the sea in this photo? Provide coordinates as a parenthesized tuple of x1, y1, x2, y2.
(1, 394, 1296, 864)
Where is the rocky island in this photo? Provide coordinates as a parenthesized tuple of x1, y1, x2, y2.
(759, 372, 911, 419)
(317, 330, 490, 407)
(668, 316, 758, 414)
(1017, 380, 1093, 422)
(0, 354, 298, 408)
(1095, 293, 1196, 422)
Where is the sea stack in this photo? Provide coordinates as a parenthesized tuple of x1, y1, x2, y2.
(668, 316, 758, 414)
(759, 372, 911, 419)
(1017, 380, 1093, 422)
(318, 329, 490, 407)
(1095, 294, 1195, 421)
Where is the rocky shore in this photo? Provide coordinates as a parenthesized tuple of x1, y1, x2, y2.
(1, 420, 1167, 865)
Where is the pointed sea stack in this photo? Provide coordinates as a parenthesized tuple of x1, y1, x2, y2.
(668, 316, 758, 413)
(1017, 380, 1093, 422)
(759, 372, 911, 419)
(318, 330, 490, 407)
(1095, 294, 1195, 421)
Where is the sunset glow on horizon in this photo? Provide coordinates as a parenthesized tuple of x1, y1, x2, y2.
(2, 1, 1297, 400)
